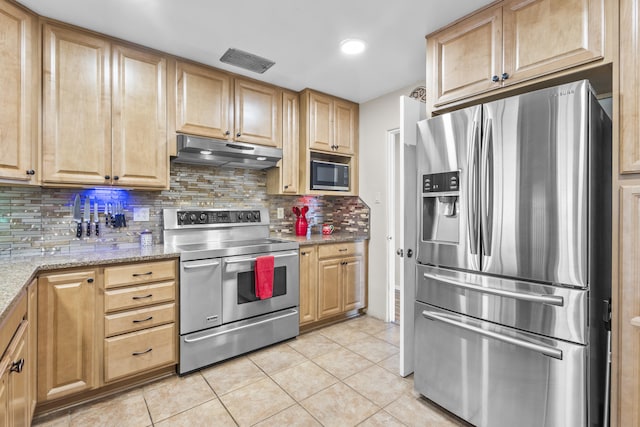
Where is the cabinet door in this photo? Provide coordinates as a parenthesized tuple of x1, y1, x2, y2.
(333, 100, 357, 155)
(234, 79, 281, 147)
(620, 0, 640, 173)
(427, 5, 502, 107)
(112, 44, 168, 188)
(0, 360, 8, 426)
(26, 282, 36, 419)
(38, 270, 98, 402)
(502, 0, 604, 85)
(342, 256, 365, 312)
(318, 259, 342, 319)
(307, 91, 333, 152)
(0, 1, 37, 183)
(176, 61, 232, 139)
(8, 322, 28, 427)
(42, 24, 111, 186)
(619, 184, 640, 426)
(299, 247, 318, 325)
(267, 90, 299, 194)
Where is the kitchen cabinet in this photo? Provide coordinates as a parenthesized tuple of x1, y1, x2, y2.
(26, 281, 36, 419)
(37, 269, 99, 402)
(42, 23, 169, 189)
(267, 90, 299, 194)
(0, 0, 38, 184)
(299, 90, 359, 196)
(427, 0, 610, 109)
(173, 61, 282, 148)
(299, 241, 367, 328)
(620, 0, 640, 174)
(301, 89, 357, 155)
(103, 260, 177, 383)
(0, 290, 32, 427)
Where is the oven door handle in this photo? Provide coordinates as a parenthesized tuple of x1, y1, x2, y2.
(224, 251, 298, 265)
(423, 272, 564, 306)
(183, 261, 220, 269)
(183, 309, 298, 343)
(421, 310, 563, 360)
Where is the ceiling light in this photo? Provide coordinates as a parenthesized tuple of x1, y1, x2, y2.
(200, 150, 212, 155)
(340, 39, 366, 55)
(256, 156, 267, 161)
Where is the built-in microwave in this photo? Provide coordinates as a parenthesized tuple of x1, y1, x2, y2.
(310, 160, 350, 191)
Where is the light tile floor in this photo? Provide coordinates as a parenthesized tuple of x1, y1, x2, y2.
(33, 316, 469, 427)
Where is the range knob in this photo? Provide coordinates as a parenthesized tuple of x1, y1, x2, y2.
(254, 211, 260, 221)
(246, 212, 253, 221)
(237, 212, 244, 221)
(189, 213, 197, 222)
(178, 213, 187, 223)
(200, 213, 207, 222)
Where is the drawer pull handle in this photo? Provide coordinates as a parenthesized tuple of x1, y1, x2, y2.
(132, 348, 152, 356)
(132, 316, 154, 323)
(132, 272, 153, 277)
(338, 248, 348, 252)
(10, 359, 24, 373)
(132, 294, 153, 300)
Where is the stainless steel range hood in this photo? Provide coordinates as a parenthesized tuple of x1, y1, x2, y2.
(172, 134, 282, 170)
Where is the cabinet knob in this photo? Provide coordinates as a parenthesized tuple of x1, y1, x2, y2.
(113, 176, 119, 181)
(301, 251, 308, 255)
(284, 185, 289, 189)
(501, 72, 509, 81)
(26, 169, 35, 175)
(236, 132, 241, 137)
(105, 175, 110, 180)
(10, 358, 24, 373)
(87, 278, 94, 283)
(491, 75, 500, 83)
(225, 130, 230, 136)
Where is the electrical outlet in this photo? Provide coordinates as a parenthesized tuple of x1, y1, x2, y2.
(133, 207, 149, 222)
(276, 207, 284, 219)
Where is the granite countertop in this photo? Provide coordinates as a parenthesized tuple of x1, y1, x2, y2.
(272, 231, 369, 246)
(0, 245, 180, 326)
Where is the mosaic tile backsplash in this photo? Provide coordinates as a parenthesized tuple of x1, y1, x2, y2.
(0, 163, 369, 256)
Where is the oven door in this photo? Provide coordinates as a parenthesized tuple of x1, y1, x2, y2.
(222, 250, 299, 324)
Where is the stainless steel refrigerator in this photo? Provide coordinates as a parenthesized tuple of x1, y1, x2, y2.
(413, 80, 611, 427)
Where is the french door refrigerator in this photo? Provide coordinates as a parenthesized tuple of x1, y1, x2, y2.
(414, 80, 611, 427)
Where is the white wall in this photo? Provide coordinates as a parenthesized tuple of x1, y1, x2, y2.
(359, 81, 423, 320)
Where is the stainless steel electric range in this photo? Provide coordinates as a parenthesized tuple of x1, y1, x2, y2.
(163, 208, 300, 375)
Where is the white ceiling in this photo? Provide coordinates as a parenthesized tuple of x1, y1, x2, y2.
(17, 0, 493, 103)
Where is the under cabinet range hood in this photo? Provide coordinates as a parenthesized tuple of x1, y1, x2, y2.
(172, 134, 282, 169)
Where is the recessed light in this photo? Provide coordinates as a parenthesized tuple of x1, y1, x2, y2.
(340, 39, 366, 55)
(256, 156, 267, 161)
(200, 150, 212, 155)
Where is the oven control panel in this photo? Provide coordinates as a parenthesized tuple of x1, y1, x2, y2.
(176, 210, 262, 225)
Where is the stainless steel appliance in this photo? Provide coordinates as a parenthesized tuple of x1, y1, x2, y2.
(163, 208, 300, 374)
(414, 80, 611, 427)
(310, 159, 350, 191)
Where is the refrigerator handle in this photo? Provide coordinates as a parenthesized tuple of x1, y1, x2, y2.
(480, 118, 494, 256)
(467, 120, 480, 255)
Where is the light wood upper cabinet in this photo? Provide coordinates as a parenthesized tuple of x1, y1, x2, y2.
(37, 270, 99, 402)
(267, 90, 299, 194)
(620, 0, 640, 174)
(333, 100, 357, 156)
(0, 0, 38, 184)
(307, 91, 333, 153)
(112, 44, 168, 188)
(427, 5, 503, 107)
(428, 0, 610, 108)
(302, 90, 357, 156)
(234, 79, 281, 147)
(175, 61, 232, 140)
(299, 246, 318, 325)
(42, 24, 112, 186)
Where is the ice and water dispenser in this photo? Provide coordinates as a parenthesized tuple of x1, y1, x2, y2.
(422, 171, 460, 243)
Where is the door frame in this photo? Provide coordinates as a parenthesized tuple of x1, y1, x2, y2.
(386, 128, 401, 323)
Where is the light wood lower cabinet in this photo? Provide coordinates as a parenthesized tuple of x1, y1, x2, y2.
(37, 270, 99, 402)
(299, 241, 367, 328)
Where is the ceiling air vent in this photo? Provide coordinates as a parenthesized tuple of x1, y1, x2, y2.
(219, 48, 275, 74)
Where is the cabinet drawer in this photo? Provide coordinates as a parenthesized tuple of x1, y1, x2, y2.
(104, 281, 175, 313)
(104, 260, 176, 289)
(318, 241, 363, 259)
(104, 323, 176, 383)
(105, 303, 175, 337)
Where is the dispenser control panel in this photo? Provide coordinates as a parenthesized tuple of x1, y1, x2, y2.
(422, 171, 459, 193)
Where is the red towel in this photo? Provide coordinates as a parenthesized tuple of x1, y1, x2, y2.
(255, 255, 275, 300)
